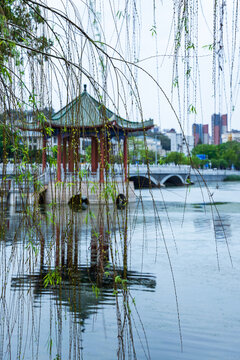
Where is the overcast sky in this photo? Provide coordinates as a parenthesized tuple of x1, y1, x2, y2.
(45, 0, 240, 135)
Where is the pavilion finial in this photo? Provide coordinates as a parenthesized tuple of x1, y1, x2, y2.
(84, 84, 87, 92)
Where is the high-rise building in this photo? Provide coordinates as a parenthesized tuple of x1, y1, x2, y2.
(211, 113, 228, 144)
(203, 124, 209, 144)
(192, 123, 202, 146)
(192, 123, 209, 145)
(211, 114, 221, 145)
(221, 114, 228, 135)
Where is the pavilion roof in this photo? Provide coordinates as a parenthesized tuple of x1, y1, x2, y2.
(49, 89, 153, 132)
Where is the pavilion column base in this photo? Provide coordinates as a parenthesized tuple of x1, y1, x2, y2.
(44, 180, 135, 205)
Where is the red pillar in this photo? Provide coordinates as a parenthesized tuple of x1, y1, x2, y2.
(63, 137, 67, 172)
(100, 132, 105, 183)
(68, 136, 74, 172)
(68, 137, 71, 171)
(75, 138, 79, 171)
(91, 136, 98, 173)
(106, 137, 110, 165)
(123, 135, 128, 182)
(42, 136, 47, 172)
(57, 133, 61, 182)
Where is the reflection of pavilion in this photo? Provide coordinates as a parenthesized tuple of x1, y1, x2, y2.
(11, 266, 156, 325)
(21, 85, 153, 205)
(3, 198, 155, 360)
(10, 209, 156, 325)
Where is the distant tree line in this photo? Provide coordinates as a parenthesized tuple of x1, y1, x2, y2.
(192, 142, 240, 169)
(161, 142, 240, 170)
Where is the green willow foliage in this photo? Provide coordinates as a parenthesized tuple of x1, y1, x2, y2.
(0, 0, 52, 63)
(0, 1, 239, 359)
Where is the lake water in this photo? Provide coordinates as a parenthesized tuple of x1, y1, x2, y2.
(1, 181, 240, 359)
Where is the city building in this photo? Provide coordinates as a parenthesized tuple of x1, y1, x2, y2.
(192, 123, 202, 146)
(165, 129, 194, 155)
(203, 124, 209, 145)
(24, 130, 43, 151)
(5, 109, 91, 158)
(211, 113, 228, 145)
(128, 134, 168, 162)
(192, 123, 209, 146)
(222, 130, 240, 143)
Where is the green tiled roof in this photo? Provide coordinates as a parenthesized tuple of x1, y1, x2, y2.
(50, 90, 153, 131)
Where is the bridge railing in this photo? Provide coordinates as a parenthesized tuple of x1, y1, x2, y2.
(9, 178, 35, 194)
(190, 168, 240, 176)
(129, 164, 191, 174)
(63, 168, 124, 183)
(0, 163, 43, 175)
(2, 163, 240, 190)
(6, 168, 50, 194)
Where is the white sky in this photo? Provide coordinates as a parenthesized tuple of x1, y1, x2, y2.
(43, 0, 240, 135)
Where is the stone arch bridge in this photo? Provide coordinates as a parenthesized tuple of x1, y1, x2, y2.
(128, 164, 240, 188)
(128, 164, 191, 187)
(2, 164, 240, 206)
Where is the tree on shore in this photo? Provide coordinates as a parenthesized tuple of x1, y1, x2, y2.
(192, 142, 240, 170)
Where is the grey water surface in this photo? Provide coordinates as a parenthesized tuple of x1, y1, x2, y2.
(1, 181, 240, 360)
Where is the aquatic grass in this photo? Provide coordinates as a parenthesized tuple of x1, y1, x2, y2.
(224, 175, 240, 181)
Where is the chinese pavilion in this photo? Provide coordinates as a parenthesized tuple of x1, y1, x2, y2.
(41, 85, 153, 183)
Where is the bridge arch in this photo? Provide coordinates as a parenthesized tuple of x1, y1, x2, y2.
(160, 174, 185, 187)
(129, 175, 159, 189)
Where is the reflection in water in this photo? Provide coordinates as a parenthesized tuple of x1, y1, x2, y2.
(0, 203, 155, 360)
(2, 185, 239, 360)
(213, 214, 231, 241)
(193, 212, 231, 248)
(90, 227, 110, 272)
(194, 217, 211, 230)
(11, 268, 156, 324)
